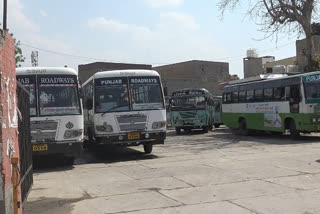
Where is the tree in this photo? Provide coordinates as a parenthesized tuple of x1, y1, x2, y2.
(218, 0, 318, 72)
(11, 34, 26, 67)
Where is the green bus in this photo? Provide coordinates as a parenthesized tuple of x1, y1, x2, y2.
(169, 88, 222, 134)
(222, 72, 320, 139)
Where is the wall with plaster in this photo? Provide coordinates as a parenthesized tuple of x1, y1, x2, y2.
(0, 31, 21, 214)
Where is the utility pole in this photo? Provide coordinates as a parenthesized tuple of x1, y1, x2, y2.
(31, 51, 38, 67)
(3, 0, 7, 30)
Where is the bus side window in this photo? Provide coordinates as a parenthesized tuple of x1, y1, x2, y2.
(289, 85, 301, 103)
(232, 91, 239, 103)
(254, 89, 263, 102)
(239, 91, 246, 103)
(264, 88, 273, 102)
(226, 93, 232, 103)
(246, 90, 254, 102)
(273, 87, 285, 101)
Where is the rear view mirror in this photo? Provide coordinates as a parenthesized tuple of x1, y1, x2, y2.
(86, 98, 93, 110)
(163, 87, 168, 97)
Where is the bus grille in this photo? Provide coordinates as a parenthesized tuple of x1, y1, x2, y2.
(117, 114, 147, 132)
(180, 111, 197, 119)
(30, 121, 58, 142)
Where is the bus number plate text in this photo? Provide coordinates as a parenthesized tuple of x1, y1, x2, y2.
(128, 133, 140, 140)
(33, 144, 48, 152)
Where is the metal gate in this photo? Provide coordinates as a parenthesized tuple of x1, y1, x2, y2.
(17, 82, 33, 203)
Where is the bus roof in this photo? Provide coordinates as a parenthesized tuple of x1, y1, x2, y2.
(224, 71, 320, 92)
(16, 67, 77, 76)
(83, 69, 160, 85)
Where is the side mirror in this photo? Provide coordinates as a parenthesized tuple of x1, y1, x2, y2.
(86, 98, 93, 110)
(163, 87, 168, 97)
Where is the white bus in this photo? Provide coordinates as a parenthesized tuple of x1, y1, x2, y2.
(82, 69, 166, 154)
(16, 67, 83, 163)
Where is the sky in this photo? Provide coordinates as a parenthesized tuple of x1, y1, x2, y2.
(2, 0, 299, 78)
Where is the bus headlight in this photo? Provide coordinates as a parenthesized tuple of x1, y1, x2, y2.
(64, 129, 83, 139)
(152, 121, 166, 129)
(96, 125, 113, 132)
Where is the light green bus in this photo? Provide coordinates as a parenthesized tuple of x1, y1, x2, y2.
(169, 88, 222, 134)
(222, 72, 320, 139)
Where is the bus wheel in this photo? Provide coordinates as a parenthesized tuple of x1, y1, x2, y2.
(239, 119, 249, 136)
(144, 144, 153, 154)
(203, 126, 209, 133)
(175, 128, 181, 135)
(214, 124, 220, 128)
(289, 120, 300, 140)
(64, 156, 75, 165)
(208, 124, 213, 131)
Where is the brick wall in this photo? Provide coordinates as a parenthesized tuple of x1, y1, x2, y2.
(0, 31, 22, 214)
(78, 62, 152, 84)
(154, 60, 229, 96)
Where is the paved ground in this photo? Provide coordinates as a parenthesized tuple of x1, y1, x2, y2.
(24, 127, 320, 214)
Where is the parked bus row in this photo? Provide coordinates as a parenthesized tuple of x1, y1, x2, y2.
(17, 67, 319, 163)
(16, 67, 167, 163)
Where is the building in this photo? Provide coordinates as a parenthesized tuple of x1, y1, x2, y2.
(153, 60, 229, 96)
(296, 35, 320, 72)
(78, 62, 152, 84)
(264, 57, 297, 73)
(243, 56, 275, 78)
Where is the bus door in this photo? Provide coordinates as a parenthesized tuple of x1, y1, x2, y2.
(286, 85, 300, 113)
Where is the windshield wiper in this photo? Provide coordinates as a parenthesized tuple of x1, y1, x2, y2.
(101, 105, 129, 116)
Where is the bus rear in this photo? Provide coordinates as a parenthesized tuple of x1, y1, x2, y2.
(17, 67, 83, 162)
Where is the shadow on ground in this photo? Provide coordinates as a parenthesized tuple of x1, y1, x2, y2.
(76, 145, 159, 165)
(24, 192, 92, 214)
(33, 145, 158, 173)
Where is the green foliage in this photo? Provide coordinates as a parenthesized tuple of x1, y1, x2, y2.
(311, 54, 320, 71)
(312, 23, 320, 36)
(10, 33, 26, 67)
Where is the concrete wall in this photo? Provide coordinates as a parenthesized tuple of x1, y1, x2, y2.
(296, 35, 320, 72)
(78, 62, 152, 84)
(243, 56, 275, 78)
(154, 60, 229, 96)
(0, 31, 22, 214)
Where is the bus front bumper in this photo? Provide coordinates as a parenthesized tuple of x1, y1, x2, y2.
(31, 141, 83, 157)
(96, 132, 166, 146)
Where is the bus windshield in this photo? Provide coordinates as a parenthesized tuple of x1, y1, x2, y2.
(17, 76, 37, 116)
(304, 82, 320, 100)
(95, 77, 130, 113)
(172, 96, 206, 110)
(129, 77, 164, 111)
(39, 84, 81, 116)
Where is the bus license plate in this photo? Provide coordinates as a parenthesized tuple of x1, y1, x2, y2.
(32, 144, 48, 152)
(128, 133, 140, 140)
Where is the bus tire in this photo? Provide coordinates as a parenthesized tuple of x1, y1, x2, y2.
(64, 156, 75, 165)
(209, 124, 213, 131)
(214, 124, 220, 128)
(144, 144, 153, 154)
(203, 126, 209, 133)
(289, 120, 300, 140)
(239, 119, 249, 136)
(175, 128, 181, 135)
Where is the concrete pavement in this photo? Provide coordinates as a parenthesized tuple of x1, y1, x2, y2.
(24, 128, 320, 214)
